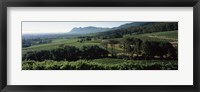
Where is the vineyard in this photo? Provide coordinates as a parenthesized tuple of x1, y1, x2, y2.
(22, 58, 178, 70)
(22, 22, 178, 70)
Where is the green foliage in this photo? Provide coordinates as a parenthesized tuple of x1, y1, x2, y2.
(151, 31, 178, 39)
(125, 31, 178, 42)
(97, 22, 178, 39)
(22, 22, 178, 70)
(22, 59, 178, 70)
(51, 45, 81, 61)
(23, 45, 109, 61)
(22, 38, 100, 55)
(23, 32, 177, 61)
(23, 45, 81, 61)
(81, 45, 109, 59)
(77, 36, 92, 43)
(142, 41, 177, 59)
(121, 37, 142, 56)
(108, 40, 119, 57)
(100, 40, 109, 50)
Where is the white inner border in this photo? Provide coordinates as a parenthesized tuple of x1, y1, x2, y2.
(7, 7, 193, 85)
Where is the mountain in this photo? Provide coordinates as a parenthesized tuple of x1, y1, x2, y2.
(67, 22, 150, 34)
(67, 22, 178, 36)
(68, 26, 110, 34)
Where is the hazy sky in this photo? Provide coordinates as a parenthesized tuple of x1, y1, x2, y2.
(22, 22, 132, 34)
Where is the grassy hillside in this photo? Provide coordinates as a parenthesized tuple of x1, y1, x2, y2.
(22, 21, 179, 70)
(22, 30, 178, 55)
(22, 38, 99, 55)
(125, 31, 178, 47)
(125, 31, 177, 41)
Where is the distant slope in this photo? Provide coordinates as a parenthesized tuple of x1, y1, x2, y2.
(68, 26, 110, 34)
(126, 30, 178, 47)
(125, 31, 178, 41)
(22, 33, 80, 39)
(96, 22, 178, 39)
(23, 31, 178, 55)
(67, 22, 151, 34)
(114, 22, 151, 29)
(68, 22, 178, 39)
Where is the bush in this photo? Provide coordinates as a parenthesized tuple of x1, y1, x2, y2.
(142, 41, 177, 59)
(81, 45, 109, 59)
(51, 46, 81, 61)
(23, 46, 81, 61)
(23, 45, 109, 61)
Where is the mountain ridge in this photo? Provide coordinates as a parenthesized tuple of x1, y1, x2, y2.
(67, 22, 150, 34)
(68, 26, 110, 34)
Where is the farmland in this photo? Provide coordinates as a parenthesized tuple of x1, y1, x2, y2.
(23, 59, 178, 70)
(22, 31, 178, 55)
(22, 22, 178, 70)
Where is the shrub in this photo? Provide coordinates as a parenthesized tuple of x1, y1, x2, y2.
(142, 41, 177, 59)
(51, 46, 81, 61)
(81, 45, 109, 59)
(23, 46, 81, 61)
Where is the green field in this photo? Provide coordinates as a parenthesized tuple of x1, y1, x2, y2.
(22, 58, 178, 70)
(22, 38, 99, 55)
(124, 31, 177, 44)
(23, 31, 178, 55)
(22, 31, 178, 70)
(127, 31, 178, 47)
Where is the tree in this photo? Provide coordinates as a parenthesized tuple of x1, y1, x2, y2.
(121, 37, 142, 59)
(121, 37, 134, 54)
(35, 50, 53, 61)
(142, 41, 176, 60)
(108, 40, 119, 57)
(63, 46, 81, 61)
(51, 48, 66, 61)
(23, 51, 37, 61)
(142, 41, 161, 59)
(133, 38, 143, 57)
(100, 40, 109, 50)
(23, 50, 53, 61)
(160, 42, 177, 59)
(51, 46, 81, 61)
(81, 45, 109, 59)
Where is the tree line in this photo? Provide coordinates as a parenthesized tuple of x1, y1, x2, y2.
(23, 37, 177, 62)
(100, 37, 177, 60)
(22, 45, 109, 61)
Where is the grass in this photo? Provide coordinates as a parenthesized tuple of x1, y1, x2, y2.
(22, 31, 178, 70)
(123, 30, 178, 47)
(22, 58, 178, 70)
(151, 31, 178, 39)
(124, 30, 178, 41)
(22, 38, 99, 55)
(22, 31, 178, 56)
